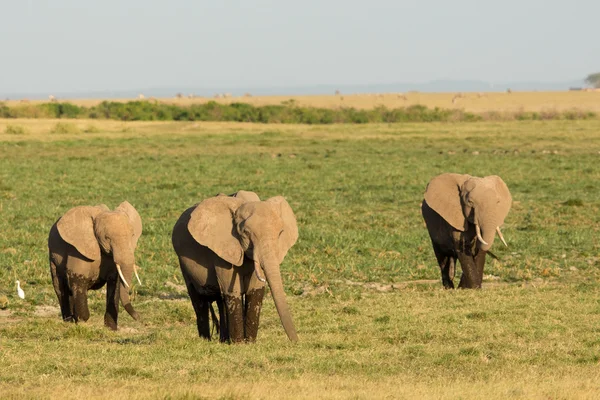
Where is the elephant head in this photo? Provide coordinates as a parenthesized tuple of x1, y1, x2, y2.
(187, 194, 299, 341)
(57, 201, 142, 319)
(424, 173, 512, 251)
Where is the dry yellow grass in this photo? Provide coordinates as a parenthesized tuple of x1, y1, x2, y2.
(6, 90, 600, 112)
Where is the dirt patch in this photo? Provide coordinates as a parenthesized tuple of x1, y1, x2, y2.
(118, 327, 139, 334)
(297, 277, 527, 296)
(337, 279, 440, 292)
(34, 305, 60, 317)
(0, 309, 19, 325)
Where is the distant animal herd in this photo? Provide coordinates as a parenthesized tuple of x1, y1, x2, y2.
(46, 173, 511, 343)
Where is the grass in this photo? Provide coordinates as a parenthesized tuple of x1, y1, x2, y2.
(1, 118, 600, 398)
(5, 91, 600, 113)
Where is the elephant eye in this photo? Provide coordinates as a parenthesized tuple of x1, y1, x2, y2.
(278, 230, 284, 238)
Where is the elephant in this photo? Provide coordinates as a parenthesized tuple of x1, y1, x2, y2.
(48, 201, 143, 330)
(172, 190, 299, 343)
(421, 173, 512, 289)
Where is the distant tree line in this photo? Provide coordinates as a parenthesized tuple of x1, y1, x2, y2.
(0, 100, 596, 124)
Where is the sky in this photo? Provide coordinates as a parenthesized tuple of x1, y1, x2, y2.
(0, 0, 599, 94)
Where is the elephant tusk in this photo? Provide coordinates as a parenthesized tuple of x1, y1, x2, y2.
(475, 224, 489, 246)
(254, 261, 267, 283)
(496, 226, 508, 247)
(134, 264, 142, 286)
(116, 264, 130, 289)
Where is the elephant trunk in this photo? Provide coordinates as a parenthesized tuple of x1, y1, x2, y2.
(259, 247, 298, 342)
(475, 209, 497, 252)
(113, 249, 140, 321)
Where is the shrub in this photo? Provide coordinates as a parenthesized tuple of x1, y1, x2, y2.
(0, 102, 14, 118)
(39, 102, 83, 118)
(50, 122, 80, 134)
(4, 125, 28, 134)
(84, 125, 100, 133)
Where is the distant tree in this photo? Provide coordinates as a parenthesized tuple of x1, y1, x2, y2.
(584, 72, 600, 88)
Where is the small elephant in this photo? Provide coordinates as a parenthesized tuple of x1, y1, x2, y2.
(172, 190, 299, 343)
(422, 173, 512, 289)
(48, 201, 142, 330)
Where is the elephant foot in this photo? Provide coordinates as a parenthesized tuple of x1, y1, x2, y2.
(442, 281, 455, 289)
(104, 314, 118, 331)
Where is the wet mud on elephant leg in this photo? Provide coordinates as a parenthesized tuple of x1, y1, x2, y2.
(223, 294, 244, 343)
(71, 283, 91, 322)
(244, 287, 265, 342)
(473, 250, 487, 287)
(457, 247, 486, 289)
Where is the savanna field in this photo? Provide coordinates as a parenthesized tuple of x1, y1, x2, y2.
(1, 92, 600, 399)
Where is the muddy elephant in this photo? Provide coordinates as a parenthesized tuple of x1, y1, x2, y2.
(172, 190, 299, 343)
(421, 173, 512, 289)
(48, 201, 142, 330)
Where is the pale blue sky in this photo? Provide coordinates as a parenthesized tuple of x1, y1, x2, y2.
(0, 0, 598, 93)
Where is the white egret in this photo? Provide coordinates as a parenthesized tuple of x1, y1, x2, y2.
(16, 280, 25, 299)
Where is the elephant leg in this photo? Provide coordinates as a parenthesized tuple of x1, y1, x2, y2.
(223, 294, 244, 343)
(50, 255, 73, 321)
(66, 257, 95, 322)
(244, 287, 265, 342)
(72, 284, 90, 322)
(473, 250, 487, 288)
(187, 285, 211, 340)
(432, 245, 455, 289)
(457, 252, 480, 289)
(216, 265, 244, 343)
(104, 279, 119, 330)
(216, 296, 229, 343)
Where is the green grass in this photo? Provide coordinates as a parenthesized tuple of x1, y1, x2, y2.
(1, 119, 600, 399)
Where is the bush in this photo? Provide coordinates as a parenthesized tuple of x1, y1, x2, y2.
(40, 102, 83, 118)
(84, 125, 100, 133)
(4, 125, 28, 134)
(0, 102, 14, 118)
(50, 122, 80, 134)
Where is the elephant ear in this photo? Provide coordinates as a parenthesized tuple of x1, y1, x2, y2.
(266, 196, 298, 264)
(188, 196, 245, 266)
(115, 201, 143, 249)
(488, 175, 512, 225)
(231, 190, 260, 203)
(424, 173, 471, 231)
(57, 206, 105, 260)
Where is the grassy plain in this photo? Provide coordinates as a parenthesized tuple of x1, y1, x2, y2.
(1, 118, 600, 399)
(6, 90, 600, 112)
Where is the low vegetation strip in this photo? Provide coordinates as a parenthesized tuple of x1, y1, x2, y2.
(0, 100, 596, 123)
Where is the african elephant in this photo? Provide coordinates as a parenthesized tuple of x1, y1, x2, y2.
(48, 201, 142, 330)
(172, 190, 299, 343)
(421, 173, 512, 289)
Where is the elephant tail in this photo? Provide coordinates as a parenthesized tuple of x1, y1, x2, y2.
(209, 303, 220, 336)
